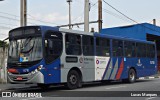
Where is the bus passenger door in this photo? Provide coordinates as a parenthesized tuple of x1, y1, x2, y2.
(44, 31, 63, 84)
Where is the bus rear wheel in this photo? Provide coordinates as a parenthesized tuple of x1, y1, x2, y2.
(128, 69, 136, 83)
(66, 70, 81, 89)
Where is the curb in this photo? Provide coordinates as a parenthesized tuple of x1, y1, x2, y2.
(139, 76, 160, 79)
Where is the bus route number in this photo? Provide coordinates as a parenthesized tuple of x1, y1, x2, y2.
(150, 61, 155, 64)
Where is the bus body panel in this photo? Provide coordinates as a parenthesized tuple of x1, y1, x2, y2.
(59, 32, 84, 83)
(111, 57, 124, 80)
(44, 59, 61, 84)
(122, 57, 156, 78)
(95, 56, 110, 80)
(7, 60, 46, 84)
(7, 26, 157, 85)
(82, 56, 95, 82)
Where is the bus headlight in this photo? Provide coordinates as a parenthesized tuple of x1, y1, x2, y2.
(30, 65, 43, 75)
(31, 69, 38, 75)
(37, 65, 43, 71)
(7, 72, 12, 75)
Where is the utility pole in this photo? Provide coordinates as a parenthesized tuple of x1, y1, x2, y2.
(84, 0, 90, 32)
(20, 0, 27, 26)
(153, 19, 156, 25)
(98, 0, 102, 32)
(67, 0, 72, 29)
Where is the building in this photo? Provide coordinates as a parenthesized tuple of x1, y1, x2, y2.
(101, 23, 160, 71)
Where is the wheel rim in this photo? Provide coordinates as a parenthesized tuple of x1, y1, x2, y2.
(70, 74, 77, 85)
(130, 72, 135, 81)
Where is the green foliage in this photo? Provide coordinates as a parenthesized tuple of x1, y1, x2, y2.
(0, 40, 8, 47)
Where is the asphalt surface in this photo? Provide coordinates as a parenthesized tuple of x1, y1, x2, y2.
(0, 78, 160, 100)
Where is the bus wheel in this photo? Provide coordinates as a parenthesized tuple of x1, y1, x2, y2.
(37, 83, 50, 89)
(67, 70, 81, 89)
(128, 69, 136, 83)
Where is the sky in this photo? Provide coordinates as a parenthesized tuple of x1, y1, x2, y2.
(0, 0, 160, 40)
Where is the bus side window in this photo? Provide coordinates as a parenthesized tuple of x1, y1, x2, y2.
(124, 41, 136, 57)
(147, 44, 155, 58)
(82, 35, 94, 56)
(112, 39, 123, 57)
(96, 37, 110, 56)
(65, 34, 81, 55)
(136, 43, 147, 57)
(45, 31, 63, 64)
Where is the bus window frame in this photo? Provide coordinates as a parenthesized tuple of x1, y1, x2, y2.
(82, 35, 94, 56)
(44, 30, 63, 64)
(96, 37, 110, 57)
(112, 39, 124, 57)
(65, 33, 82, 56)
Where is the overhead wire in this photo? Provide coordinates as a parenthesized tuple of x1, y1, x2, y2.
(102, 0, 138, 24)
(27, 13, 61, 26)
(89, 0, 133, 24)
(102, 0, 160, 34)
(0, 11, 61, 25)
(72, 1, 98, 23)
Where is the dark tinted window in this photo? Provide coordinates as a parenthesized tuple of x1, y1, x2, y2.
(112, 40, 123, 57)
(65, 34, 81, 55)
(96, 37, 110, 56)
(136, 43, 146, 57)
(124, 41, 136, 57)
(45, 32, 63, 64)
(146, 44, 155, 58)
(82, 35, 94, 56)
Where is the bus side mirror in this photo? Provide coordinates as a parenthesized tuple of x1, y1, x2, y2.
(45, 40, 48, 47)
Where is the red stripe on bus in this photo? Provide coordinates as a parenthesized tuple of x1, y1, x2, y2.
(116, 59, 124, 80)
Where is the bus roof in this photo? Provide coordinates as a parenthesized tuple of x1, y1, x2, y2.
(9, 25, 155, 44)
(94, 33, 155, 44)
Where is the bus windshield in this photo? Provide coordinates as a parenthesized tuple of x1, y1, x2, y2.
(8, 37, 42, 63)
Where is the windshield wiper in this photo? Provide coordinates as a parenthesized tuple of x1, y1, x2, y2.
(20, 44, 34, 53)
(22, 37, 32, 48)
(20, 37, 35, 53)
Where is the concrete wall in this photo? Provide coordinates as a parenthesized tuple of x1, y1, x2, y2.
(0, 47, 8, 83)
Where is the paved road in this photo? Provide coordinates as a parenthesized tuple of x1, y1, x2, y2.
(0, 78, 160, 100)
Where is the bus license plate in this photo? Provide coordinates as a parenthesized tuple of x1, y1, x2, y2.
(16, 77, 23, 80)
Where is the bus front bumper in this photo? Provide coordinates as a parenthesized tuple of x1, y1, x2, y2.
(7, 71, 44, 84)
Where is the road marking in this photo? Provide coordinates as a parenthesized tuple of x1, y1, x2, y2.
(148, 77, 155, 79)
(105, 86, 126, 90)
(139, 77, 145, 79)
(145, 97, 157, 100)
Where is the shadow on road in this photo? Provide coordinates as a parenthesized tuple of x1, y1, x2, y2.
(5, 79, 153, 93)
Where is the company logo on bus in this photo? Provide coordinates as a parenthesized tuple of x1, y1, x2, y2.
(137, 59, 142, 66)
(23, 69, 29, 73)
(96, 60, 100, 64)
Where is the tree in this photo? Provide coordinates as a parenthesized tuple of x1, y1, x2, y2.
(0, 40, 8, 47)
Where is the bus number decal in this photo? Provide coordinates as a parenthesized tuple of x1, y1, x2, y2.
(150, 61, 155, 64)
(137, 59, 142, 66)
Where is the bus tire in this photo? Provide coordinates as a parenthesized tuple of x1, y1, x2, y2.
(37, 83, 50, 89)
(67, 70, 81, 89)
(128, 69, 136, 83)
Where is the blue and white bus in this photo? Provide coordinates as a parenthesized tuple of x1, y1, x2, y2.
(7, 26, 157, 89)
